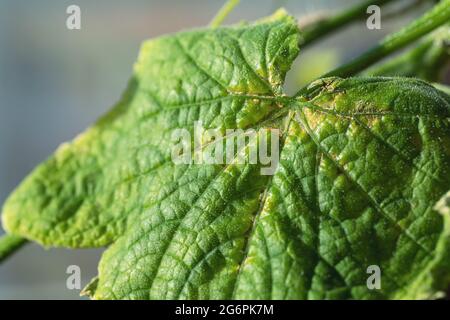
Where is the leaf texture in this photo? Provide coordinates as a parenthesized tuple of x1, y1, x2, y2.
(2, 10, 450, 300)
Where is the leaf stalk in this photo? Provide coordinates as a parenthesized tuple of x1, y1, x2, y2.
(0, 234, 27, 263)
(300, 0, 398, 46)
(296, 0, 450, 96)
(210, 0, 241, 28)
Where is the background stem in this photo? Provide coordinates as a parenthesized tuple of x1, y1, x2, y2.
(300, 0, 397, 47)
(210, 0, 241, 28)
(0, 234, 27, 263)
(296, 0, 450, 96)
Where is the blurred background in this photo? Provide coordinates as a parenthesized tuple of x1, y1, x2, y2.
(0, 0, 439, 299)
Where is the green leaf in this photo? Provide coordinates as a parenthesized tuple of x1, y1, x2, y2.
(2, 10, 450, 300)
(364, 26, 450, 82)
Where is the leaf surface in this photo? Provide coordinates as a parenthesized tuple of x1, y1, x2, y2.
(2, 11, 450, 300)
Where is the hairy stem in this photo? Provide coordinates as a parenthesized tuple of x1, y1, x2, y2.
(210, 0, 241, 28)
(296, 0, 450, 96)
(0, 234, 27, 263)
(382, 0, 432, 21)
(363, 26, 450, 82)
(300, 0, 397, 47)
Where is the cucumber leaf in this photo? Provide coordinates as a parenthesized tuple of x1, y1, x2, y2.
(2, 10, 450, 300)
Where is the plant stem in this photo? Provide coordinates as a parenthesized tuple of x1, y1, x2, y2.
(300, 0, 397, 47)
(433, 83, 450, 95)
(381, 0, 431, 21)
(0, 234, 27, 263)
(295, 0, 450, 97)
(210, 0, 241, 28)
(363, 26, 450, 82)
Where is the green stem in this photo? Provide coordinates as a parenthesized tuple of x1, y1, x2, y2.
(210, 0, 241, 28)
(363, 26, 450, 82)
(300, 0, 397, 47)
(0, 234, 27, 263)
(433, 83, 450, 95)
(296, 0, 450, 97)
